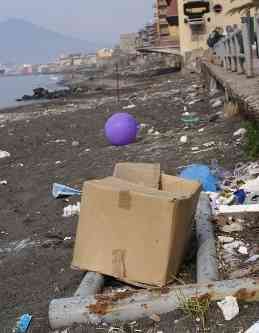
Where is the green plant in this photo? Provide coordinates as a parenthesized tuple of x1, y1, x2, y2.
(244, 121, 259, 159)
(176, 289, 211, 330)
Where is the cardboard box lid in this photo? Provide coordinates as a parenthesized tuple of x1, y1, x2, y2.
(113, 163, 160, 189)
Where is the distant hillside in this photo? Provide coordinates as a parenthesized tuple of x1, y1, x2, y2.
(0, 18, 99, 64)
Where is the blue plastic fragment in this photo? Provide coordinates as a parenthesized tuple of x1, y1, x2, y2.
(180, 164, 219, 192)
(17, 314, 32, 333)
(234, 189, 246, 204)
(52, 183, 81, 199)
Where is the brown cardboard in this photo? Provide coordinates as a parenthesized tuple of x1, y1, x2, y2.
(72, 172, 201, 287)
(113, 162, 160, 189)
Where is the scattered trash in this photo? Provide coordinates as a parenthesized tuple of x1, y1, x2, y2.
(233, 128, 247, 137)
(203, 141, 215, 148)
(217, 296, 239, 321)
(180, 164, 219, 192)
(16, 313, 32, 333)
(219, 204, 259, 214)
(234, 189, 246, 204)
(72, 140, 80, 147)
(221, 222, 243, 233)
(238, 246, 248, 255)
(63, 202, 80, 218)
(223, 241, 244, 254)
(181, 113, 200, 125)
(245, 255, 259, 263)
(211, 99, 223, 108)
(55, 139, 67, 144)
(218, 236, 234, 243)
(191, 147, 199, 151)
(52, 183, 81, 199)
(245, 321, 259, 333)
(0, 180, 7, 185)
(123, 104, 136, 109)
(180, 135, 188, 144)
(64, 236, 72, 241)
(55, 161, 62, 165)
(198, 128, 205, 133)
(0, 150, 10, 159)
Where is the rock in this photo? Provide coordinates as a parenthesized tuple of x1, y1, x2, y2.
(217, 296, 239, 321)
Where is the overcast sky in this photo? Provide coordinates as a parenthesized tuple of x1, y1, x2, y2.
(1, 0, 153, 45)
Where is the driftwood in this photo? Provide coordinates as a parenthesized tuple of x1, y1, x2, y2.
(49, 278, 259, 329)
(196, 192, 219, 283)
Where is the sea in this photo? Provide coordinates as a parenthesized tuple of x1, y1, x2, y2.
(0, 74, 64, 110)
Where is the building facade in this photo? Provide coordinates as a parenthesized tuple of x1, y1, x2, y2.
(176, 0, 243, 55)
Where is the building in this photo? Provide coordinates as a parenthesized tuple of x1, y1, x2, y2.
(166, 0, 180, 45)
(155, 0, 174, 46)
(175, 0, 243, 56)
(119, 33, 139, 53)
(96, 48, 114, 59)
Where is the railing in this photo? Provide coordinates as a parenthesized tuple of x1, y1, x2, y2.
(213, 16, 259, 78)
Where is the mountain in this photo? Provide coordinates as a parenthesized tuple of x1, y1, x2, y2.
(0, 18, 99, 64)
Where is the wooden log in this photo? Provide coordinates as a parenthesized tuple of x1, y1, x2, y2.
(49, 278, 259, 329)
(74, 272, 104, 298)
(196, 192, 219, 283)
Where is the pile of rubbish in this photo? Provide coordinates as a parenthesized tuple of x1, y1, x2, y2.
(16, 87, 82, 102)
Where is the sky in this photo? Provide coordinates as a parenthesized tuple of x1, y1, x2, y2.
(1, 0, 154, 45)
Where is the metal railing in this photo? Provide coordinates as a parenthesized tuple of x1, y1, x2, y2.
(213, 16, 259, 78)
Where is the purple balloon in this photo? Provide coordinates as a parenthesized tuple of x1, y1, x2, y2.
(105, 113, 138, 146)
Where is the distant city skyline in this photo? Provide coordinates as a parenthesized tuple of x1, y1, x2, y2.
(1, 0, 153, 44)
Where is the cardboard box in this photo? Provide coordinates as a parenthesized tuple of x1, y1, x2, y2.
(113, 162, 160, 189)
(72, 167, 201, 287)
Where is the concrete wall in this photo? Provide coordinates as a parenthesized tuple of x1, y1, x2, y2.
(177, 0, 244, 56)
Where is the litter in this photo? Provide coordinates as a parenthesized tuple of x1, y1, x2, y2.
(245, 255, 259, 263)
(52, 183, 81, 199)
(191, 147, 199, 151)
(181, 113, 200, 125)
(211, 99, 223, 108)
(180, 164, 219, 192)
(238, 246, 248, 255)
(16, 313, 32, 333)
(0, 150, 10, 159)
(198, 128, 205, 132)
(221, 222, 243, 233)
(203, 141, 215, 148)
(180, 135, 188, 144)
(123, 104, 136, 109)
(219, 204, 259, 214)
(245, 321, 259, 333)
(218, 236, 235, 243)
(223, 241, 244, 254)
(63, 202, 80, 218)
(0, 180, 7, 185)
(233, 128, 247, 137)
(217, 296, 239, 321)
(72, 140, 79, 147)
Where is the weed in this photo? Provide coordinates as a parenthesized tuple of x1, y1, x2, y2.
(176, 289, 211, 330)
(244, 121, 259, 159)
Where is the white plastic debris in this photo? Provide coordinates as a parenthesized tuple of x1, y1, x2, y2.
(219, 204, 259, 214)
(223, 241, 244, 254)
(148, 128, 154, 135)
(72, 141, 79, 147)
(203, 141, 215, 148)
(191, 147, 199, 151)
(64, 237, 72, 241)
(0, 180, 7, 185)
(198, 128, 205, 133)
(221, 222, 243, 233)
(217, 296, 239, 321)
(0, 150, 10, 159)
(123, 104, 136, 109)
(233, 128, 247, 137)
(212, 99, 223, 108)
(241, 178, 259, 193)
(180, 135, 188, 144)
(63, 202, 80, 218)
(245, 255, 259, 263)
(238, 246, 248, 255)
(218, 236, 235, 243)
(245, 321, 259, 333)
